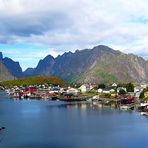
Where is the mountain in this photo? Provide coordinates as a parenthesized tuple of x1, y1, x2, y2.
(75, 52, 148, 83)
(23, 45, 148, 83)
(0, 52, 23, 81)
(2, 57, 23, 78)
(24, 68, 35, 76)
(0, 62, 15, 81)
(34, 55, 55, 75)
(24, 55, 55, 77)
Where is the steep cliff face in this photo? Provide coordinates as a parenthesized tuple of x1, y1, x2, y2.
(0, 62, 15, 81)
(3, 57, 23, 78)
(0, 52, 23, 80)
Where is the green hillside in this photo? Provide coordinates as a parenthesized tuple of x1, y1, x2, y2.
(0, 76, 68, 86)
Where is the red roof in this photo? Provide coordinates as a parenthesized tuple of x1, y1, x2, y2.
(120, 97, 135, 101)
(25, 87, 38, 93)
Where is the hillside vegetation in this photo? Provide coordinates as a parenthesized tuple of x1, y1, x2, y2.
(0, 76, 68, 86)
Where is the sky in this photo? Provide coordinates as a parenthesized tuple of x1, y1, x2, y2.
(0, 0, 148, 71)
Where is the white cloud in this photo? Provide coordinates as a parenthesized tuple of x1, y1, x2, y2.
(0, 0, 148, 69)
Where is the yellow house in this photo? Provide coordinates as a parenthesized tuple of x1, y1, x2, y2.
(144, 92, 148, 98)
(111, 93, 117, 98)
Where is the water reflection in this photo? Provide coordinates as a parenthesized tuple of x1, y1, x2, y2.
(47, 101, 119, 112)
(1, 92, 148, 148)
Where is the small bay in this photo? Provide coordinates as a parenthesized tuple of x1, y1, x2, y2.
(0, 91, 148, 148)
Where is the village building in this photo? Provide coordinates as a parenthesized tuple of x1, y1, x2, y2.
(112, 83, 117, 87)
(102, 88, 111, 94)
(117, 87, 127, 93)
(102, 88, 115, 94)
(49, 87, 60, 93)
(140, 84, 147, 89)
(135, 91, 142, 98)
(79, 84, 91, 93)
(144, 92, 148, 98)
(111, 93, 117, 98)
(134, 86, 143, 93)
(66, 87, 79, 95)
(98, 88, 103, 93)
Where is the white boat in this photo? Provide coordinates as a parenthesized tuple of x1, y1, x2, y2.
(140, 103, 148, 107)
(120, 105, 134, 111)
(140, 112, 148, 116)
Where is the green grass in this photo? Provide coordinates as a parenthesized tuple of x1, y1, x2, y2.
(0, 76, 68, 87)
(95, 70, 117, 83)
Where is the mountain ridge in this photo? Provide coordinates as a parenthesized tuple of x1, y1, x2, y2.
(1, 45, 148, 83)
(23, 45, 148, 83)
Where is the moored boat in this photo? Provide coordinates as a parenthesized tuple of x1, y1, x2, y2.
(119, 97, 136, 111)
(120, 105, 135, 111)
(140, 112, 148, 116)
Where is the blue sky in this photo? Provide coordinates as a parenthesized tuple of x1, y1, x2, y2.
(0, 0, 148, 71)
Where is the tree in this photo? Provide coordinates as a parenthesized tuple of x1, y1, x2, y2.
(139, 91, 144, 99)
(118, 89, 126, 95)
(98, 84, 106, 89)
(126, 83, 134, 92)
(139, 88, 148, 100)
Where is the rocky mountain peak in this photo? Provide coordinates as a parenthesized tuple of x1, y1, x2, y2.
(3, 57, 23, 78)
(44, 55, 54, 61)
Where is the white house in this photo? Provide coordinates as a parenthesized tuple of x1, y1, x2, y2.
(102, 88, 115, 94)
(98, 88, 103, 93)
(79, 84, 91, 93)
(102, 90, 110, 94)
(134, 86, 142, 93)
(112, 83, 117, 87)
(117, 87, 127, 93)
(140, 84, 147, 89)
(98, 88, 115, 94)
(49, 87, 60, 93)
(110, 89, 115, 93)
(67, 88, 79, 94)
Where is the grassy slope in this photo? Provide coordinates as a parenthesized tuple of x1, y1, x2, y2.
(0, 76, 68, 86)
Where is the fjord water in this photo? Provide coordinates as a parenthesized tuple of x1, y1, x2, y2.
(0, 91, 148, 148)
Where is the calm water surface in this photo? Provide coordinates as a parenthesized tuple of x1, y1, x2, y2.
(0, 91, 148, 148)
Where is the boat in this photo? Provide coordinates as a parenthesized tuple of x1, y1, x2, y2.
(140, 103, 148, 107)
(137, 104, 148, 112)
(140, 112, 148, 116)
(119, 97, 136, 111)
(120, 105, 135, 111)
(0, 127, 5, 131)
